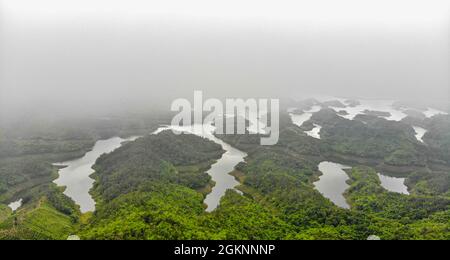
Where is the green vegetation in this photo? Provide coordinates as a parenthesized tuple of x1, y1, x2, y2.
(310, 109, 427, 167)
(82, 183, 208, 240)
(1, 105, 449, 240)
(345, 167, 449, 240)
(91, 131, 223, 202)
(78, 122, 449, 240)
(82, 132, 299, 240)
(0, 204, 11, 223)
(0, 114, 167, 203)
(0, 114, 169, 239)
(423, 115, 450, 166)
(82, 184, 295, 240)
(0, 185, 80, 240)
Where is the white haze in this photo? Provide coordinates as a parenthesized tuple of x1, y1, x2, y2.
(0, 0, 449, 119)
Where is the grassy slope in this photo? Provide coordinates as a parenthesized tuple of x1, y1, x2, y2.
(0, 198, 75, 240)
(0, 204, 11, 223)
(345, 167, 450, 240)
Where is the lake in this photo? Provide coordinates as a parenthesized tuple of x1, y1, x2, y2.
(413, 126, 427, 144)
(305, 124, 322, 139)
(8, 198, 22, 211)
(314, 161, 351, 209)
(289, 105, 321, 128)
(54, 136, 139, 213)
(377, 173, 409, 195)
(54, 122, 246, 214)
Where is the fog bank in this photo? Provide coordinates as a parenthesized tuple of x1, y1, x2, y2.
(1, 0, 449, 119)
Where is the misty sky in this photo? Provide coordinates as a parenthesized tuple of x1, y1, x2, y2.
(0, 0, 449, 118)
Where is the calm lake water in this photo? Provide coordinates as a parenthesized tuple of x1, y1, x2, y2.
(423, 107, 448, 118)
(331, 99, 408, 121)
(413, 126, 427, 144)
(289, 106, 321, 128)
(290, 113, 313, 128)
(54, 136, 139, 213)
(305, 124, 322, 139)
(318, 96, 449, 121)
(289, 105, 323, 139)
(314, 161, 351, 209)
(153, 123, 247, 212)
(377, 173, 409, 195)
(8, 198, 22, 211)
(54, 123, 245, 213)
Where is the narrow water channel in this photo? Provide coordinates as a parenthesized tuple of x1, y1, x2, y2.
(153, 123, 247, 212)
(54, 136, 139, 213)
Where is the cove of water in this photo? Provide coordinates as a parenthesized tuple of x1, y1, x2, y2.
(290, 113, 313, 128)
(54, 136, 139, 213)
(288, 105, 323, 139)
(289, 105, 322, 128)
(423, 107, 448, 118)
(377, 173, 409, 195)
(413, 126, 427, 143)
(305, 124, 322, 139)
(8, 198, 22, 211)
(314, 161, 351, 209)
